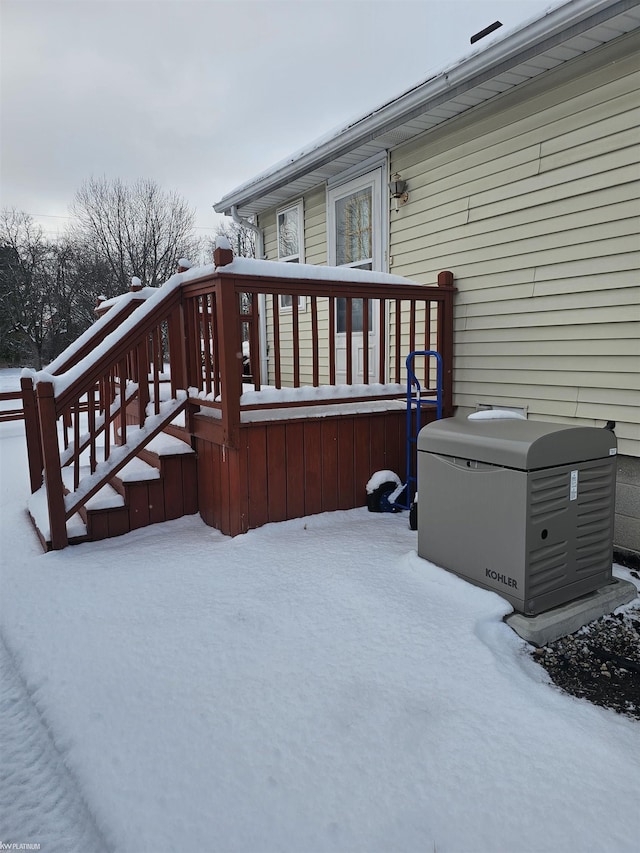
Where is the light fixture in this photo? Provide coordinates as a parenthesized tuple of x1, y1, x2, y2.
(389, 173, 408, 212)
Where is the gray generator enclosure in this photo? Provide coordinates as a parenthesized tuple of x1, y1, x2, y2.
(417, 418, 617, 615)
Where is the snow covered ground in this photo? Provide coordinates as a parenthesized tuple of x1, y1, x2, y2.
(1, 373, 638, 853)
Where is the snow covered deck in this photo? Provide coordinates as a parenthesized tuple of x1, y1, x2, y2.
(21, 244, 455, 545)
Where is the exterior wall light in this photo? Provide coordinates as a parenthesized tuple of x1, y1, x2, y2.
(389, 173, 409, 211)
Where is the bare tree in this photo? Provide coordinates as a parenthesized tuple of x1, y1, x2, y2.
(213, 219, 256, 259)
(0, 210, 61, 367)
(0, 210, 117, 367)
(71, 176, 198, 292)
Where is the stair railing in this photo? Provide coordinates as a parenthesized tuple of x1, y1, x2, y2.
(28, 281, 189, 549)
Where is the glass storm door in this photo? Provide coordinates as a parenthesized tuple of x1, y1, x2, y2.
(328, 170, 383, 383)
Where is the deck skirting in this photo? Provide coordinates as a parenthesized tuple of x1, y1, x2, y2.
(194, 406, 436, 536)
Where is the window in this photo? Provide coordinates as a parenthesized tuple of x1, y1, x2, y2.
(277, 200, 305, 310)
(328, 170, 384, 334)
(328, 169, 383, 272)
(335, 187, 372, 269)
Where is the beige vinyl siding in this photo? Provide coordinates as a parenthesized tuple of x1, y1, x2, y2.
(301, 186, 328, 266)
(389, 31, 640, 457)
(261, 210, 277, 261)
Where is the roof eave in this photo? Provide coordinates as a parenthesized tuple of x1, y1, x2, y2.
(213, 0, 637, 217)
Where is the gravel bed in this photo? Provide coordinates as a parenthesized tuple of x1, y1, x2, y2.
(531, 570, 640, 720)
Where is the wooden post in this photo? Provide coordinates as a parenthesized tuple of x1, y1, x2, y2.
(36, 381, 68, 549)
(216, 276, 242, 447)
(21, 376, 43, 493)
(437, 271, 455, 417)
(214, 243, 234, 268)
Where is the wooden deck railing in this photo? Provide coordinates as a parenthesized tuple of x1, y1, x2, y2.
(182, 246, 455, 446)
(23, 283, 189, 549)
(0, 390, 23, 423)
(46, 291, 153, 378)
(22, 244, 454, 548)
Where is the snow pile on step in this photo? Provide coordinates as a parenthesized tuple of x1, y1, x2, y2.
(118, 457, 160, 482)
(27, 486, 86, 541)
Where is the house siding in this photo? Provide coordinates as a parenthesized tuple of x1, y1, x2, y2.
(388, 32, 639, 461)
(249, 32, 638, 555)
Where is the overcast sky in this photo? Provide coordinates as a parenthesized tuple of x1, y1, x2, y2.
(1, 0, 563, 240)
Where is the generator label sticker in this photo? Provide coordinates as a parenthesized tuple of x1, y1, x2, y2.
(609, 448, 617, 456)
(570, 470, 578, 501)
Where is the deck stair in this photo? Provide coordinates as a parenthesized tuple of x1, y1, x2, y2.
(27, 433, 197, 550)
(20, 275, 200, 550)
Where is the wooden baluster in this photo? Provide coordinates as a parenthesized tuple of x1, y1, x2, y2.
(378, 299, 386, 384)
(88, 384, 97, 473)
(329, 298, 336, 385)
(272, 294, 281, 389)
(362, 298, 369, 384)
(211, 295, 220, 398)
(183, 295, 199, 392)
(119, 358, 128, 442)
(249, 293, 261, 390)
(409, 300, 416, 357)
(136, 339, 150, 426)
(425, 299, 432, 357)
(311, 296, 319, 387)
(202, 294, 213, 395)
(104, 372, 113, 461)
(394, 299, 402, 383)
(62, 408, 70, 450)
(73, 399, 80, 489)
(292, 295, 300, 387)
(153, 328, 162, 416)
(346, 299, 353, 386)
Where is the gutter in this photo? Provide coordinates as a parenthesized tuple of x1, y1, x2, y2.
(214, 0, 635, 215)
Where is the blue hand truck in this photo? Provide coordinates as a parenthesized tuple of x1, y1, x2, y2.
(366, 350, 443, 526)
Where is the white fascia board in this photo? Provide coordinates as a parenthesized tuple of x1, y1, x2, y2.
(214, 0, 637, 216)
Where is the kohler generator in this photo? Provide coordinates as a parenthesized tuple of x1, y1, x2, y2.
(417, 416, 617, 615)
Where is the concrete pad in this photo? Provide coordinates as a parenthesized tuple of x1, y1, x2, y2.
(505, 578, 638, 647)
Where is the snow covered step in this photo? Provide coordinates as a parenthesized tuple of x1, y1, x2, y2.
(61, 466, 124, 510)
(135, 431, 195, 467)
(132, 432, 197, 522)
(29, 427, 198, 549)
(26, 486, 88, 550)
(118, 457, 161, 482)
(89, 430, 197, 535)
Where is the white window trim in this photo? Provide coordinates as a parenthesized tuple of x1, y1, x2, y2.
(327, 167, 385, 271)
(277, 199, 305, 311)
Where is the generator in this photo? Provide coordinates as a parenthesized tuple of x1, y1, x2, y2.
(417, 416, 617, 615)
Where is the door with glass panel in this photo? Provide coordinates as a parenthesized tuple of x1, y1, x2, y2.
(328, 170, 383, 383)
